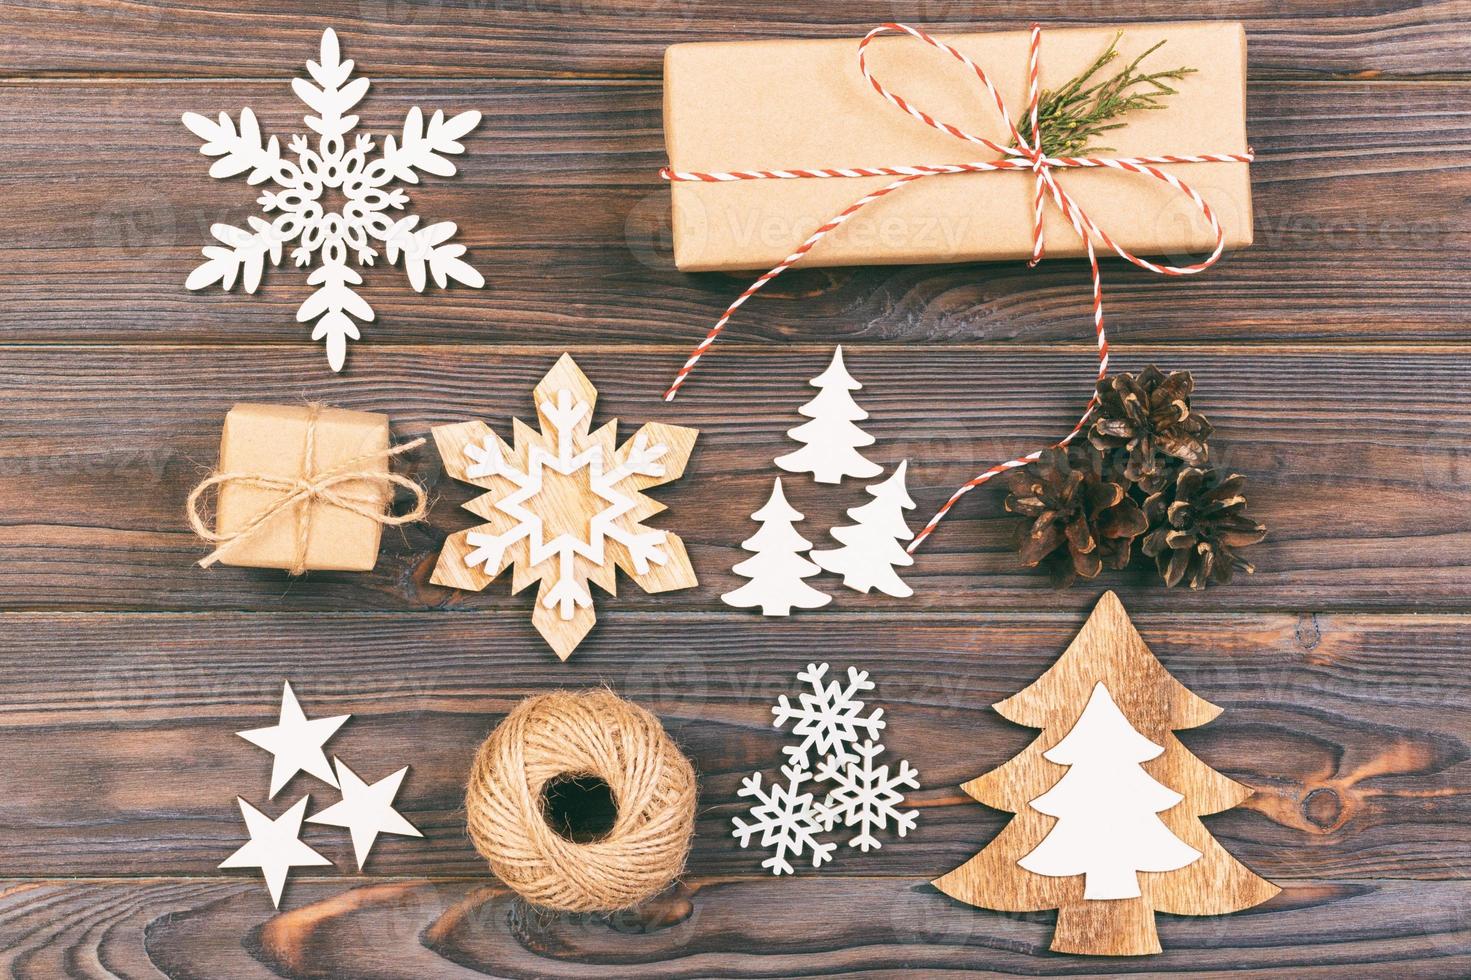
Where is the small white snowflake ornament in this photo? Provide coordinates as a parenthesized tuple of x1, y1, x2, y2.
(772, 662, 885, 768)
(812, 459, 917, 598)
(732, 763, 837, 876)
(775, 347, 882, 484)
(183, 28, 484, 371)
(816, 740, 920, 852)
(722, 479, 832, 617)
(431, 354, 699, 660)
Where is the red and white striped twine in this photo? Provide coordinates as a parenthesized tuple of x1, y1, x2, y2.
(661, 23, 1253, 553)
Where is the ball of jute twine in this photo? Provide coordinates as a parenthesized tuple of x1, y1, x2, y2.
(465, 689, 697, 913)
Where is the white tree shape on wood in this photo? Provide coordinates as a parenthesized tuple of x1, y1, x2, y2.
(732, 763, 837, 876)
(431, 354, 699, 660)
(772, 662, 886, 769)
(721, 478, 832, 616)
(812, 460, 917, 597)
(775, 346, 883, 484)
(183, 28, 484, 371)
(816, 740, 920, 852)
(1019, 682, 1202, 900)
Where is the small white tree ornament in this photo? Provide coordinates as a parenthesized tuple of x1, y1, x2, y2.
(721, 479, 832, 616)
(1018, 682, 1202, 900)
(775, 347, 883, 484)
(812, 460, 916, 597)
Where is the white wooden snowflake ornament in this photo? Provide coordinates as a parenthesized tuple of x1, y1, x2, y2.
(183, 28, 484, 371)
(773, 662, 886, 768)
(732, 763, 837, 876)
(775, 346, 882, 484)
(816, 740, 920, 852)
(431, 354, 699, 660)
(734, 664, 918, 875)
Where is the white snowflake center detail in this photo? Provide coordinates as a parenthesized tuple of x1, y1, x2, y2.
(183, 28, 484, 371)
(463, 388, 673, 620)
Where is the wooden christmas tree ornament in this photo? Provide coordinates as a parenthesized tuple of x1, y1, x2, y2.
(933, 591, 1278, 956)
(432, 355, 699, 659)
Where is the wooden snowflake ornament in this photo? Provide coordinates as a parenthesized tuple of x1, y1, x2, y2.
(933, 591, 1279, 956)
(432, 355, 699, 659)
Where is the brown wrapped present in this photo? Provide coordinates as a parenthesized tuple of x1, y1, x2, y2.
(663, 22, 1251, 272)
(187, 403, 428, 573)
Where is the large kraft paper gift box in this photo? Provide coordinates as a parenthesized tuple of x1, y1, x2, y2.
(214, 403, 392, 572)
(664, 22, 1251, 272)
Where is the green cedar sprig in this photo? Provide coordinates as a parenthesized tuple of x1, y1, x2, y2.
(1017, 34, 1195, 158)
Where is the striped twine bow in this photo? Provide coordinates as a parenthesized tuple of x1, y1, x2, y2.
(660, 22, 1252, 552)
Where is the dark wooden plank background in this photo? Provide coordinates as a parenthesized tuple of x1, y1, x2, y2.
(1, 1, 1468, 977)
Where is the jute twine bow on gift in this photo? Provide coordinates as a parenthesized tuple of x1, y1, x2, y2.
(186, 403, 429, 573)
(660, 23, 1253, 551)
(465, 690, 697, 913)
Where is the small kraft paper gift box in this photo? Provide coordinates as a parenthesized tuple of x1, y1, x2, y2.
(663, 22, 1251, 273)
(195, 403, 420, 573)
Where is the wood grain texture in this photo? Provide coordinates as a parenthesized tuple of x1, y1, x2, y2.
(5, 0, 1471, 78)
(1, 80, 1468, 345)
(1, 876, 1467, 978)
(1, 345, 1468, 614)
(4, 0, 1469, 973)
(0, 610, 1464, 882)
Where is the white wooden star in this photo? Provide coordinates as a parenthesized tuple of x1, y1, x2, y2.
(219, 796, 332, 908)
(306, 759, 423, 869)
(237, 681, 350, 797)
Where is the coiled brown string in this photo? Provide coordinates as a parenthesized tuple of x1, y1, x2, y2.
(186, 404, 428, 573)
(465, 690, 697, 912)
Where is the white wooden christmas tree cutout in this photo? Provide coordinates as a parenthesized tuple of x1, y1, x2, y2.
(306, 759, 423, 870)
(812, 460, 916, 597)
(432, 354, 699, 660)
(1018, 682, 1202, 899)
(219, 796, 333, 908)
(722, 478, 832, 616)
(183, 28, 484, 371)
(237, 681, 349, 798)
(775, 347, 882, 484)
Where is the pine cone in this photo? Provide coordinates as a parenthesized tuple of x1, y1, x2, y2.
(1141, 467, 1267, 589)
(1004, 442, 1148, 589)
(1090, 366, 1212, 493)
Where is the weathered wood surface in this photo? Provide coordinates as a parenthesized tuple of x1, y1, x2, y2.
(2, 81, 1469, 345)
(5, 0, 1471, 78)
(0, 611, 1464, 881)
(2, 346, 1469, 614)
(3, 0, 1470, 975)
(2, 877, 1467, 979)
